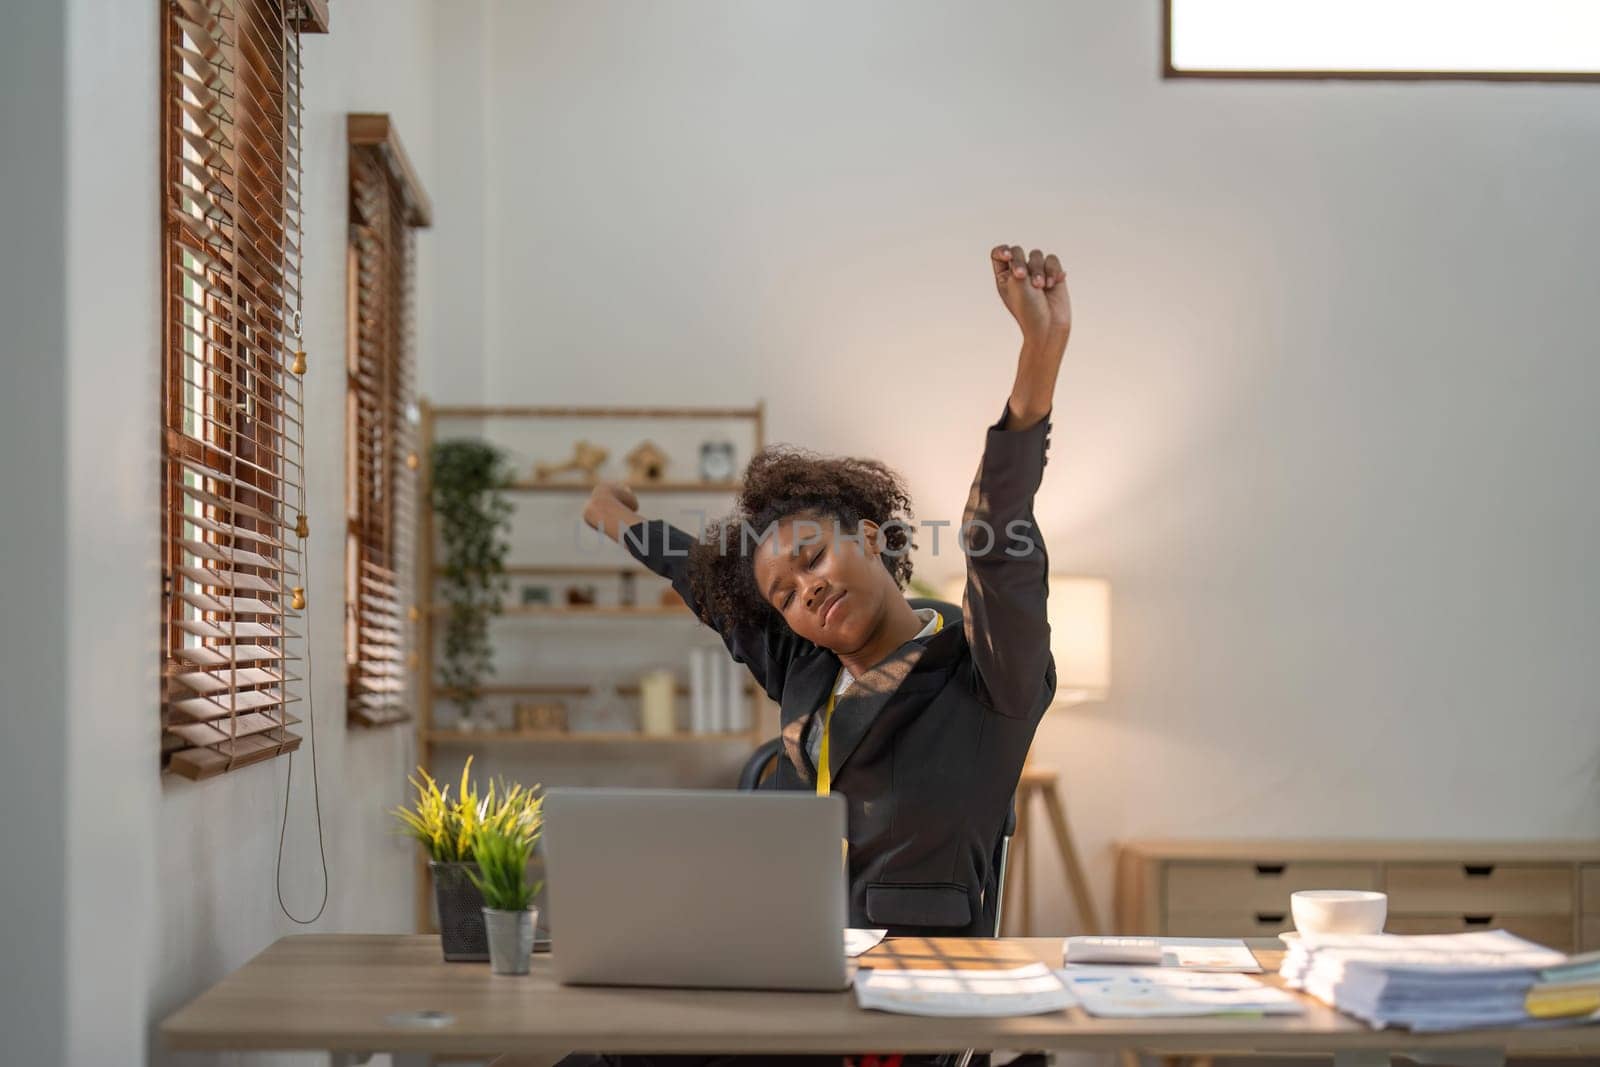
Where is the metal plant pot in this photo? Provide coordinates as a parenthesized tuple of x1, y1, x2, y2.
(482, 907, 537, 976)
(429, 861, 488, 962)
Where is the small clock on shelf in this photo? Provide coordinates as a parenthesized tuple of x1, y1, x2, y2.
(699, 440, 737, 484)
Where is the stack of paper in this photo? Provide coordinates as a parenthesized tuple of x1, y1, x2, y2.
(855, 964, 1076, 1018)
(1061, 967, 1303, 1018)
(688, 647, 751, 734)
(1527, 949, 1600, 1020)
(1280, 930, 1572, 1031)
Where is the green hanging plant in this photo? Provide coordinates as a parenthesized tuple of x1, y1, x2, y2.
(431, 439, 513, 715)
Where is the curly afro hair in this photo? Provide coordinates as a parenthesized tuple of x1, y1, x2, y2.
(685, 445, 916, 634)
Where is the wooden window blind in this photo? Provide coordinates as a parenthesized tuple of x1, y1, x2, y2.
(345, 114, 431, 728)
(160, 0, 328, 781)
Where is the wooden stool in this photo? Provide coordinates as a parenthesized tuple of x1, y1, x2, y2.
(1002, 765, 1103, 936)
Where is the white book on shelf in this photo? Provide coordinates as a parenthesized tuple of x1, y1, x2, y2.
(707, 652, 726, 733)
(723, 650, 746, 734)
(688, 647, 711, 735)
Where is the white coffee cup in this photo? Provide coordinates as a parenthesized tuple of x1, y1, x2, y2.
(1291, 890, 1387, 935)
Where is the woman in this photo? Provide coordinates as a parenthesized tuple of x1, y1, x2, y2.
(583, 243, 1069, 942)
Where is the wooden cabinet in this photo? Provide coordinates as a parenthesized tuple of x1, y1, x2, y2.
(1584, 867, 1600, 951)
(1117, 841, 1600, 955)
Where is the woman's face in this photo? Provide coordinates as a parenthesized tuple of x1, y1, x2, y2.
(751, 513, 893, 654)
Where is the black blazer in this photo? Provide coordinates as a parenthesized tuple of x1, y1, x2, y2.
(623, 405, 1056, 937)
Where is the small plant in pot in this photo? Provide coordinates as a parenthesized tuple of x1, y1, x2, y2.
(431, 438, 513, 725)
(392, 756, 543, 961)
(468, 826, 544, 976)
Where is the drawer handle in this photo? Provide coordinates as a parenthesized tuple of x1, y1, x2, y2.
(1463, 914, 1495, 926)
(1254, 863, 1286, 876)
(1463, 864, 1496, 878)
(1255, 912, 1286, 924)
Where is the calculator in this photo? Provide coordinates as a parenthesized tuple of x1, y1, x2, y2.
(1063, 936, 1166, 965)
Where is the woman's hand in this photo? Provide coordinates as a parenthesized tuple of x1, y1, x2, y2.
(583, 480, 644, 541)
(991, 243, 1070, 428)
(991, 243, 1071, 347)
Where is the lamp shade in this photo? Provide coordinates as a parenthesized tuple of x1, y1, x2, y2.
(937, 573, 1111, 708)
(1048, 575, 1110, 707)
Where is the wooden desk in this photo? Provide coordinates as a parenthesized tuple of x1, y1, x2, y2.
(161, 936, 1600, 1064)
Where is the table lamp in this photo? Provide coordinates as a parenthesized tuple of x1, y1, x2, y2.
(1047, 575, 1111, 707)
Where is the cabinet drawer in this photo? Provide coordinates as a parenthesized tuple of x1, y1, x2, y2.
(1165, 862, 1379, 915)
(1384, 863, 1572, 914)
(1584, 917, 1600, 953)
(1583, 866, 1600, 916)
(1385, 913, 1574, 953)
(1165, 910, 1295, 939)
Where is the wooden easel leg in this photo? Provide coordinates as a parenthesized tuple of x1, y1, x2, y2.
(1041, 779, 1103, 934)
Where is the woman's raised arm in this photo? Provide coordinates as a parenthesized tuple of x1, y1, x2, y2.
(956, 243, 1072, 720)
(583, 483, 800, 701)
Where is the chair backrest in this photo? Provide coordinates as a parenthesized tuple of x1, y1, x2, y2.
(986, 803, 1017, 938)
(736, 736, 784, 791)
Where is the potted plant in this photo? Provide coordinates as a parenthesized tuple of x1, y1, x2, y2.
(431, 439, 513, 722)
(468, 826, 544, 975)
(392, 756, 543, 961)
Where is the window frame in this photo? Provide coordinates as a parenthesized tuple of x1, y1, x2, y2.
(160, 0, 327, 780)
(1162, 0, 1600, 82)
(344, 113, 431, 729)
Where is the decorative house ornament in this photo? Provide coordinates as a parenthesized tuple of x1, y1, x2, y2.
(699, 440, 736, 483)
(625, 440, 669, 483)
(533, 440, 608, 483)
(516, 701, 567, 734)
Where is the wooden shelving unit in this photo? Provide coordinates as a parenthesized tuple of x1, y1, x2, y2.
(415, 399, 765, 740)
(413, 400, 767, 930)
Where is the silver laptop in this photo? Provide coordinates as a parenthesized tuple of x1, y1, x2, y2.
(542, 788, 849, 991)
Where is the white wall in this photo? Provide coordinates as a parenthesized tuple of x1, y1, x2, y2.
(1, 1, 439, 1063)
(452, 0, 1600, 933)
(0, 2, 70, 1063)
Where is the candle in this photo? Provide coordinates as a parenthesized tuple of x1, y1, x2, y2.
(639, 669, 677, 737)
